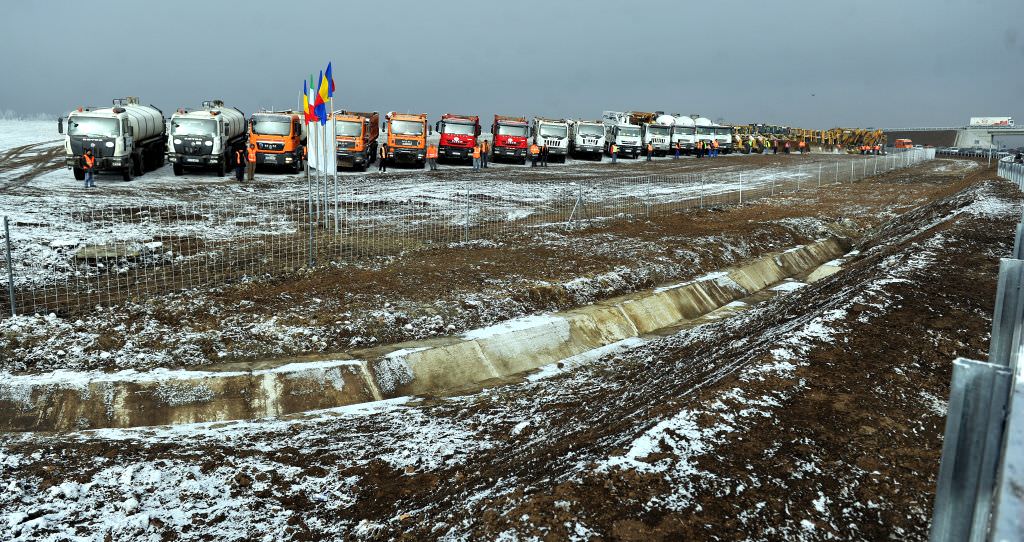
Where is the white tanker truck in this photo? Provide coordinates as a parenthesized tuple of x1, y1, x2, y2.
(530, 117, 570, 162)
(58, 97, 166, 182)
(166, 100, 247, 177)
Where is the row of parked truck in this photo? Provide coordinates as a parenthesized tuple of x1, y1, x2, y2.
(57, 98, 734, 180)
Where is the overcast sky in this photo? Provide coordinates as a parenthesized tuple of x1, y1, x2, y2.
(2, 0, 1022, 129)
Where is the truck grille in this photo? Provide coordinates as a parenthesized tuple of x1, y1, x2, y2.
(258, 142, 284, 151)
(544, 139, 562, 147)
(337, 140, 355, 150)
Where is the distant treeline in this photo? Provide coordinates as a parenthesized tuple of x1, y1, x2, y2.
(0, 110, 55, 121)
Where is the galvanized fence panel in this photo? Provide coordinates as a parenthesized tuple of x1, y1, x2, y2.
(0, 150, 931, 319)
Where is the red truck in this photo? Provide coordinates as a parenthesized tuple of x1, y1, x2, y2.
(491, 115, 529, 164)
(434, 113, 480, 164)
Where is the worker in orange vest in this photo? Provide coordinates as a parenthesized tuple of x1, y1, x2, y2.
(472, 143, 482, 171)
(234, 147, 246, 181)
(81, 149, 96, 188)
(646, 142, 654, 161)
(480, 139, 490, 168)
(245, 144, 257, 180)
(873, 144, 881, 155)
(426, 143, 438, 171)
(711, 138, 720, 157)
(798, 140, 806, 154)
(610, 143, 618, 164)
(529, 143, 540, 167)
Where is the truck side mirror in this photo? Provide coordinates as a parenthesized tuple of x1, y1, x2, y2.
(129, 126, 135, 136)
(57, 117, 64, 134)
(434, 121, 440, 132)
(224, 125, 229, 136)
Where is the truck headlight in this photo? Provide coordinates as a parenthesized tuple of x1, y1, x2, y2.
(173, 139, 182, 145)
(104, 141, 114, 148)
(204, 141, 213, 146)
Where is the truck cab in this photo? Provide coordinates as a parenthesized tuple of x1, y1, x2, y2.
(711, 124, 733, 154)
(694, 117, 715, 150)
(333, 110, 379, 170)
(531, 117, 570, 162)
(167, 100, 246, 177)
(670, 116, 696, 154)
(491, 115, 529, 164)
(248, 111, 306, 173)
(59, 97, 166, 182)
(384, 112, 429, 167)
(627, 112, 671, 157)
(602, 112, 641, 159)
(569, 120, 606, 160)
(435, 114, 480, 164)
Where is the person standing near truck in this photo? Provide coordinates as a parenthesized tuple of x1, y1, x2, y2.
(541, 144, 549, 167)
(646, 142, 653, 161)
(530, 143, 540, 167)
(378, 143, 389, 173)
(472, 143, 481, 171)
(674, 142, 681, 159)
(426, 143, 438, 171)
(81, 149, 95, 188)
(245, 144, 257, 181)
(480, 139, 489, 168)
(234, 147, 246, 182)
(610, 143, 618, 164)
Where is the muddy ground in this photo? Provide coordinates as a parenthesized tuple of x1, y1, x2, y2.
(0, 158, 976, 374)
(0, 158, 1016, 541)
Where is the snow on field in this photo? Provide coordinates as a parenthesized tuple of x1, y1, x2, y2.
(0, 120, 60, 152)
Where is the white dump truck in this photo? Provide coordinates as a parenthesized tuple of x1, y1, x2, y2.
(629, 111, 672, 156)
(530, 117, 570, 162)
(58, 97, 166, 182)
(602, 111, 642, 159)
(166, 100, 247, 177)
(568, 119, 605, 160)
(670, 115, 696, 154)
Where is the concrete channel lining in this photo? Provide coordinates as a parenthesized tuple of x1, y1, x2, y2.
(0, 238, 848, 432)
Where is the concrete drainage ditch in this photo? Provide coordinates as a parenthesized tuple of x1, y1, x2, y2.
(0, 237, 851, 432)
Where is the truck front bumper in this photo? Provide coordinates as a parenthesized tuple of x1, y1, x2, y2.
(337, 150, 369, 167)
(255, 152, 299, 166)
(548, 147, 567, 156)
(493, 146, 526, 158)
(438, 146, 472, 160)
(391, 148, 425, 164)
(575, 145, 602, 154)
(66, 155, 129, 170)
(167, 153, 223, 166)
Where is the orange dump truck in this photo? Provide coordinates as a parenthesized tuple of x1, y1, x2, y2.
(333, 110, 379, 170)
(384, 112, 429, 167)
(248, 110, 307, 173)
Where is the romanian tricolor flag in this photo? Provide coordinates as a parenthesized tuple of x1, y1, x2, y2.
(325, 62, 335, 98)
(302, 80, 311, 124)
(313, 70, 328, 126)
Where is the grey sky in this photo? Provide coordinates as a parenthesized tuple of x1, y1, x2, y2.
(2, 0, 1022, 129)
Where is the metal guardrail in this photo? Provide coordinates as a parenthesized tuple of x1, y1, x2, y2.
(930, 160, 1024, 541)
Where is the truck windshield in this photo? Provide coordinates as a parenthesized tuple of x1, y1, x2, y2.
(335, 121, 362, 137)
(619, 127, 640, 137)
(443, 122, 475, 135)
(172, 118, 217, 136)
(539, 125, 567, 138)
(647, 126, 670, 136)
(696, 127, 714, 135)
(496, 124, 527, 136)
(391, 120, 424, 136)
(253, 120, 291, 136)
(67, 116, 119, 137)
(577, 125, 603, 137)
(714, 127, 732, 136)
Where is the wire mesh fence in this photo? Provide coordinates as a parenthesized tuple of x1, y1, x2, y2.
(0, 149, 932, 318)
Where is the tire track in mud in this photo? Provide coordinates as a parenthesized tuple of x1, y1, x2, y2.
(0, 140, 64, 192)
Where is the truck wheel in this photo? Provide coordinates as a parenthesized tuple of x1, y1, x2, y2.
(173, 163, 184, 176)
(73, 168, 85, 181)
(217, 159, 227, 177)
(122, 165, 133, 182)
(133, 154, 143, 176)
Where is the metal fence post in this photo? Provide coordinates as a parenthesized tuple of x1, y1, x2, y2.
(464, 186, 470, 243)
(739, 171, 744, 204)
(835, 161, 839, 184)
(818, 163, 822, 189)
(4, 217, 14, 317)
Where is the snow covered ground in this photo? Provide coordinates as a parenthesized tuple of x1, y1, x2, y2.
(0, 120, 60, 152)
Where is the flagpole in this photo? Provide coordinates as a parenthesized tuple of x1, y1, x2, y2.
(312, 118, 320, 226)
(331, 97, 338, 235)
(305, 118, 313, 266)
(322, 119, 329, 230)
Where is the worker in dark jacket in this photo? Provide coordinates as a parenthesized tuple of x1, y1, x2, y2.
(81, 150, 96, 188)
(378, 143, 389, 173)
(234, 147, 246, 182)
(541, 144, 549, 167)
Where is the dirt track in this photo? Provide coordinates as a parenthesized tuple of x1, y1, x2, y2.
(0, 141, 63, 192)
